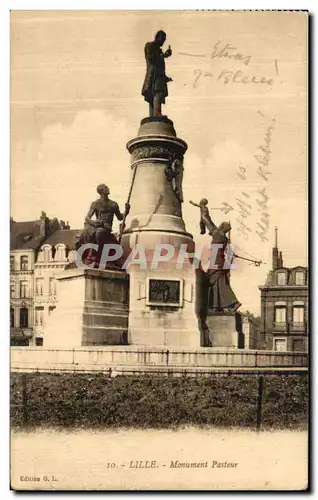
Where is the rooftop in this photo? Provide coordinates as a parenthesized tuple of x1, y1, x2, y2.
(10, 220, 44, 251)
(44, 229, 81, 250)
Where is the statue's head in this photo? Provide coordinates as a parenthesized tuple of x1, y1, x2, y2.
(199, 198, 208, 206)
(218, 221, 232, 234)
(155, 30, 166, 47)
(96, 184, 110, 196)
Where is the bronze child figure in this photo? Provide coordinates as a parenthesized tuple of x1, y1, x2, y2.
(189, 198, 215, 235)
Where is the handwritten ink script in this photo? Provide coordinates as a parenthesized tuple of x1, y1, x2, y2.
(193, 69, 274, 88)
(179, 40, 276, 89)
(220, 114, 275, 243)
(254, 118, 275, 242)
(180, 40, 252, 65)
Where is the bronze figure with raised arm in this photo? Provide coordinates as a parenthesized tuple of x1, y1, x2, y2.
(141, 30, 173, 117)
(190, 199, 241, 312)
(189, 198, 216, 235)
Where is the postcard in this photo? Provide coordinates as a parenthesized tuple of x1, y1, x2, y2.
(10, 10, 308, 491)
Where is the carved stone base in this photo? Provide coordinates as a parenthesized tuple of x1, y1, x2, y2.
(127, 265, 201, 348)
(206, 311, 243, 349)
(44, 268, 129, 348)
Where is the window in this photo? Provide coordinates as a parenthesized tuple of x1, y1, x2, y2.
(55, 245, 66, 262)
(10, 256, 14, 271)
(10, 307, 14, 328)
(68, 250, 76, 263)
(48, 306, 56, 316)
(10, 283, 15, 298)
(20, 307, 28, 328)
(274, 338, 287, 352)
(35, 278, 44, 296)
(35, 306, 44, 326)
(49, 278, 56, 296)
(293, 302, 305, 324)
(274, 302, 286, 323)
(277, 272, 286, 286)
(20, 255, 28, 271)
(35, 337, 43, 347)
(43, 246, 52, 262)
(293, 339, 304, 352)
(295, 272, 305, 285)
(20, 281, 28, 298)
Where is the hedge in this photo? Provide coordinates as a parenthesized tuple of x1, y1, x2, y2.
(10, 372, 308, 430)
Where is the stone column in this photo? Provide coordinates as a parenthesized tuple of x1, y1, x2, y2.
(122, 116, 192, 249)
(121, 116, 201, 348)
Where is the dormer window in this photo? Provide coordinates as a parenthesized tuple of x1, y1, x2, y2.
(277, 272, 286, 286)
(40, 245, 52, 262)
(54, 244, 66, 262)
(295, 271, 305, 286)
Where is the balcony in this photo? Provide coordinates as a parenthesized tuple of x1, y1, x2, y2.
(10, 327, 34, 340)
(290, 321, 307, 333)
(272, 322, 288, 333)
(272, 321, 307, 335)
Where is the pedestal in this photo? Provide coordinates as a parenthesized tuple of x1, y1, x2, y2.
(121, 116, 201, 348)
(44, 268, 129, 348)
(206, 312, 243, 349)
(127, 265, 200, 348)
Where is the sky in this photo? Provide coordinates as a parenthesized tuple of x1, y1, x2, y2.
(10, 10, 308, 314)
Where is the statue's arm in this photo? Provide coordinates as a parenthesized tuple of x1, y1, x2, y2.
(164, 45, 172, 58)
(114, 202, 130, 222)
(189, 200, 200, 207)
(85, 202, 100, 228)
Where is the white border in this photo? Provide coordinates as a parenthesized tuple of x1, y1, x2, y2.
(3, 4, 315, 500)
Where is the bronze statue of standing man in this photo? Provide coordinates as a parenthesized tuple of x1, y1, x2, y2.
(141, 30, 172, 117)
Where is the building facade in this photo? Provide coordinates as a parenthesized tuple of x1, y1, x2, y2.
(10, 213, 78, 346)
(10, 248, 35, 345)
(259, 228, 308, 352)
(33, 229, 79, 345)
(241, 312, 261, 349)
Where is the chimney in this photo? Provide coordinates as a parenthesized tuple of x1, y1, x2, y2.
(40, 211, 49, 237)
(59, 220, 70, 230)
(272, 226, 279, 270)
(278, 250, 284, 268)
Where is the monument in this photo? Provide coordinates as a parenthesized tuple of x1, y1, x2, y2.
(117, 30, 203, 348)
(44, 30, 243, 350)
(44, 187, 130, 348)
